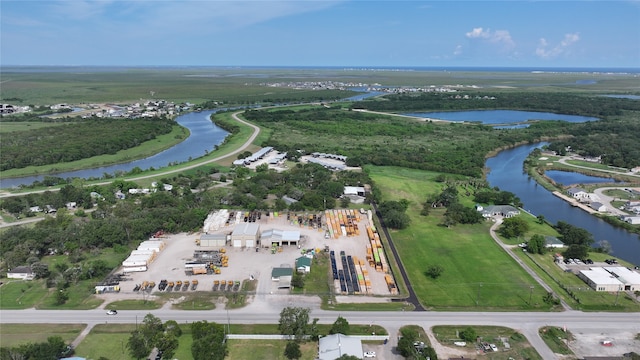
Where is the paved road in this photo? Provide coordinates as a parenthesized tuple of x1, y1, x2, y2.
(2, 307, 639, 359)
(557, 156, 640, 179)
(0, 111, 259, 199)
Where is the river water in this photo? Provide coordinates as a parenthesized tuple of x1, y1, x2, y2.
(486, 143, 640, 265)
(0, 110, 228, 188)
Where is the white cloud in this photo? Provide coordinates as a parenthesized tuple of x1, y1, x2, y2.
(465, 27, 515, 49)
(453, 45, 463, 56)
(535, 33, 580, 59)
(466, 27, 490, 39)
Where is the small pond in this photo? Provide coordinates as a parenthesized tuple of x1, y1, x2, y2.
(404, 109, 599, 126)
(545, 170, 619, 186)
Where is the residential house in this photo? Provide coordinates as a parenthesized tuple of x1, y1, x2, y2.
(295, 256, 312, 273)
(567, 187, 588, 201)
(478, 205, 520, 218)
(7, 266, 35, 280)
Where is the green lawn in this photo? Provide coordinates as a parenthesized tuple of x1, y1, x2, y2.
(0, 279, 49, 309)
(0, 324, 85, 348)
(73, 324, 137, 360)
(227, 339, 317, 360)
(368, 166, 546, 310)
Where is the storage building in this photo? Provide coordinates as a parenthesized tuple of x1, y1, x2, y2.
(271, 267, 293, 288)
(198, 233, 228, 247)
(231, 222, 260, 247)
(578, 267, 624, 292)
(260, 229, 301, 247)
(318, 334, 363, 360)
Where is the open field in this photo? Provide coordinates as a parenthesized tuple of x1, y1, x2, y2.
(0, 323, 85, 348)
(368, 166, 551, 310)
(2, 67, 639, 107)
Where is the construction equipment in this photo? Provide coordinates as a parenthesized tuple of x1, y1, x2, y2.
(167, 281, 175, 291)
(213, 280, 220, 291)
(191, 280, 198, 290)
(182, 280, 190, 291)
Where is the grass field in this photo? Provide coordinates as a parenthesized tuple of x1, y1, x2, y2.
(368, 166, 547, 310)
(0, 324, 86, 348)
(0, 279, 50, 309)
(227, 339, 317, 360)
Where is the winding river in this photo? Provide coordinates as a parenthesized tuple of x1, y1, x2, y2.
(0, 110, 228, 188)
(486, 143, 640, 266)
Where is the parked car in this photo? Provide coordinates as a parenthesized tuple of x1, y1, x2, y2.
(490, 343, 498, 352)
(364, 351, 376, 358)
(106, 309, 118, 315)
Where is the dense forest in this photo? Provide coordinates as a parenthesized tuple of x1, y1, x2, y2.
(545, 119, 640, 168)
(0, 117, 175, 171)
(352, 91, 640, 117)
(244, 106, 576, 177)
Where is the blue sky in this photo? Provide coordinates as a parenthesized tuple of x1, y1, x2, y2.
(1, 1, 639, 68)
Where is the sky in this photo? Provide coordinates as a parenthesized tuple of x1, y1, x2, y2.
(1, 0, 639, 68)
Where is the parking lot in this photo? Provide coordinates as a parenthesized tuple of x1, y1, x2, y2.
(101, 210, 397, 303)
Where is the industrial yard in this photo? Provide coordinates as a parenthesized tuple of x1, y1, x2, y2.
(99, 209, 399, 304)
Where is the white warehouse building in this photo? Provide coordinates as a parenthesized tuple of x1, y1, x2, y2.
(578, 267, 640, 292)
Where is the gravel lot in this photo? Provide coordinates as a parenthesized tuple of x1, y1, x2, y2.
(568, 329, 640, 358)
(100, 211, 397, 304)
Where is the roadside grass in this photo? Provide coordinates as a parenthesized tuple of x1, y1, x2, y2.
(105, 299, 162, 310)
(226, 339, 317, 360)
(326, 301, 414, 312)
(538, 326, 573, 355)
(368, 166, 546, 310)
(38, 282, 104, 310)
(0, 324, 85, 348)
(0, 279, 48, 309)
(74, 322, 385, 360)
(170, 292, 217, 310)
(433, 325, 543, 360)
(1, 124, 188, 179)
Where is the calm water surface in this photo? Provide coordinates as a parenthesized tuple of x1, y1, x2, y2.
(486, 143, 640, 265)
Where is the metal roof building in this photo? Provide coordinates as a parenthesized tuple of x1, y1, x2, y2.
(318, 334, 363, 360)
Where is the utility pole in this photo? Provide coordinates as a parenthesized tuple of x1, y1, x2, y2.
(529, 286, 534, 305)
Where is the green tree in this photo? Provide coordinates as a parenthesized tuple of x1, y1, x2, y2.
(291, 272, 305, 289)
(459, 327, 477, 342)
(527, 234, 546, 255)
(278, 307, 310, 342)
(425, 265, 444, 279)
(191, 321, 226, 360)
(329, 316, 350, 335)
(499, 216, 529, 238)
(336, 355, 361, 360)
(284, 341, 301, 360)
(156, 333, 179, 359)
(127, 330, 149, 360)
